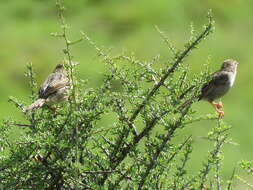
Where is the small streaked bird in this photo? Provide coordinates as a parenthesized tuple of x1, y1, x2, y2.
(24, 61, 78, 111)
(181, 59, 239, 117)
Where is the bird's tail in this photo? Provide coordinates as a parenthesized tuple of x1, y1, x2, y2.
(24, 99, 46, 111)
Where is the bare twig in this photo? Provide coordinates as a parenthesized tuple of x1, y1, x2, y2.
(11, 123, 34, 128)
(82, 170, 119, 174)
(227, 167, 236, 190)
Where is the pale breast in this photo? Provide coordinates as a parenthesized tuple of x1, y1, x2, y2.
(228, 71, 236, 87)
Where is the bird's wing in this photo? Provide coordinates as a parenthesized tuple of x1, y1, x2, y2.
(212, 71, 229, 86)
(198, 71, 229, 100)
(39, 73, 69, 99)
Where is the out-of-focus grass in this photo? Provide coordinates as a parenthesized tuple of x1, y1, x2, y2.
(1, 0, 253, 181)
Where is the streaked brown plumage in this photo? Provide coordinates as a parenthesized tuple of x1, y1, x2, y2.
(25, 63, 71, 111)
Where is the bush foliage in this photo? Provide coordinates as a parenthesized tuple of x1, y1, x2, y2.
(0, 1, 250, 189)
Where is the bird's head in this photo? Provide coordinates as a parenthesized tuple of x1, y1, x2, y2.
(53, 64, 65, 73)
(53, 61, 79, 73)
(221, 59, 239, 73)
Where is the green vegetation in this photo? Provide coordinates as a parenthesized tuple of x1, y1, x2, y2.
(0, 0, 253, 189)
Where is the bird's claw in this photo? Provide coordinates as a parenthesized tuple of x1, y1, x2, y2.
(217, 110, 224, 118)
(210, 101, 225, 117)
(213, 102, 223, 110)
(216, 102, 223, 110)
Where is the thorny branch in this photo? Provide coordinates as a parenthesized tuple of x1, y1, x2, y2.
(99, 13, 214, 185)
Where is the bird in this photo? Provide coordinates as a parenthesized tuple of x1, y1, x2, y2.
(180, 59, 239, 117)
(24, 61, 78, 111)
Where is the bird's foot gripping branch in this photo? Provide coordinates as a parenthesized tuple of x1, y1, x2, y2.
(0, 2, 242, 189)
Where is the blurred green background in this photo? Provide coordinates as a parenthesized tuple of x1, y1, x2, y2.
(1, 0, 252, 183)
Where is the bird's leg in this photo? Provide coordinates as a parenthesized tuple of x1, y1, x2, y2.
(211, 101, 223, 110)
(209, 101, 224, 117)
(217, 101, 223, 110)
